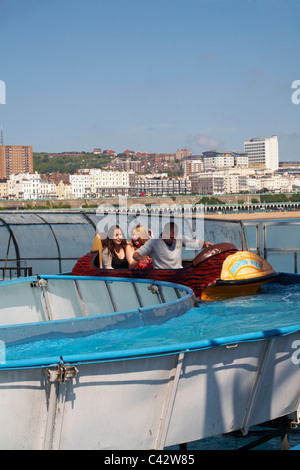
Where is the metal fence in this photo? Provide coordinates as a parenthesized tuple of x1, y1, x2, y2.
(242, 220, 300, 273)
(0, 266, 32, 281)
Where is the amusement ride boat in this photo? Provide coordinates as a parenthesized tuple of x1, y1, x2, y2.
(71, 234, 278, 301)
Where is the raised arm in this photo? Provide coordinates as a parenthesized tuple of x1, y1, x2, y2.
(182, 236, 213, 249)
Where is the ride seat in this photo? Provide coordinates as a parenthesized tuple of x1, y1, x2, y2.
(192, 242, 238, 267)
(91, 232, 107, 268)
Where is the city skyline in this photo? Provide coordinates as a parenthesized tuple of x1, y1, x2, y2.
(0, 0, 299, 160)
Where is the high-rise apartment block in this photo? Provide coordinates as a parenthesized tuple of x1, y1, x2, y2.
(0, 145, 33, 178)
(182, 158, 203, 176)
(244, 136, 278, 171)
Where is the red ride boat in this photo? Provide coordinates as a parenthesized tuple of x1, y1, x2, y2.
(72, 236, 278, 301)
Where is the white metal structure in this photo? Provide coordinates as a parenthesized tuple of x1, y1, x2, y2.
(0, 275, 299, 449)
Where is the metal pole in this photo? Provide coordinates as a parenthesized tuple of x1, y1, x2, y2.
(263, 224, 267, 260)
(3, 232, 12, 280)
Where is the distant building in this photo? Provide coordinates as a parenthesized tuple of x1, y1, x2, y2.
(103, 149, 116, 157)
(202, 151, 248, 170)
(115, 159, 141, 172)
(56, 180, 74, 199)
(0, 178, 8, 199)
(182, 158, 203, 176)
(93, 148, 102, 154)
(189, 172, 226, 195)
(175, 148, 192, 160)
(124, 149, 135, 157)
(8, 172, 56, 199)
(69, 169, 133, 198)
(0, 145, 33, 178)
(137, 175, 191, 196)
(244, 136, 278, 171)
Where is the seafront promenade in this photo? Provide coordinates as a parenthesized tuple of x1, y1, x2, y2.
(205, 210, 300, 221)
(1, 195, 300, 223)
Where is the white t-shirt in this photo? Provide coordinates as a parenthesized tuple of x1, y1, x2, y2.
(136, 235, 202, 269)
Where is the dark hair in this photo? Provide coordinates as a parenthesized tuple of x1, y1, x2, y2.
(106, 225, 127, 257)
(162, 221, 178, 238)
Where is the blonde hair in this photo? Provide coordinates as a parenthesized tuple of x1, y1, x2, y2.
(129, 225, 149, 248)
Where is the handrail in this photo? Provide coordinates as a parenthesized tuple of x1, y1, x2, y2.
(0, 266, 32, 280)
(242, 220, 300, 273)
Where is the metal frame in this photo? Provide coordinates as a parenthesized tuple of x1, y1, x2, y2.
(0, 212, 97, 275)
(0, 210, 246, 278)
(242, 220, 300, 273)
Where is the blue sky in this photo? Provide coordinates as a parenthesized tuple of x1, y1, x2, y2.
(0, 0, 299, 160)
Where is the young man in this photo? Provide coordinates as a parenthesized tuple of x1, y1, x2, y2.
(132, 222, 212, 269)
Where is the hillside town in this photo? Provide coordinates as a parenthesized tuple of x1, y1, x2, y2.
(1, 136, 300, 200)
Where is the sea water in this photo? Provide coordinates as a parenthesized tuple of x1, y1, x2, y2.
(5, 282, 300, 365)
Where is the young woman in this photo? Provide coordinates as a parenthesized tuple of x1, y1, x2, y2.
(102, 225, 129, 269)
(126, 225, 152, 269)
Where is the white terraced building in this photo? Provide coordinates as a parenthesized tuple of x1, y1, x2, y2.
(7, 173, 56, 199)
(189, 167, 299, 195)
(69, 169, 134, 198)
